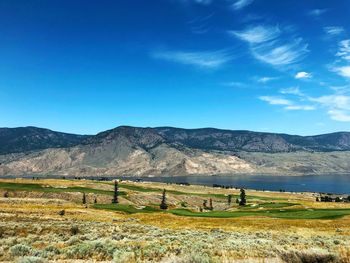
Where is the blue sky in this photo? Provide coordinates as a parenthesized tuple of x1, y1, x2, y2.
(0, 0, 349, 135)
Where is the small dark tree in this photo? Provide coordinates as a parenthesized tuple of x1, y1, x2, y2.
(235, 198, 239, 204)
(209, 198, 213, 211)
(203, 200, 208, 209)
(228, 194, 233, 205)
(82, 192, 86, 204)
(94, 196, 97, 204)
(58, 210, 65, 216)
(335, 197, 341, 202)
(347, 196, 350, 202)
(3, 191, 9, 198)
(160, 189, 168, 210)
(112, 180, 119, 204)
(239, 189, 246, 206)
(316, 197, 319, 202)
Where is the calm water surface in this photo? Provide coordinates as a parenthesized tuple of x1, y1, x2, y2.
(119, 174, 350, 194)
(3, 174, 350, 194)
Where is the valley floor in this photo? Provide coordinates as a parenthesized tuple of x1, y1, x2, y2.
(0, 178, 349, 262)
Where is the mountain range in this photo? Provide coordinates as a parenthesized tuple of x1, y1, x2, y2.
(0, 126, 350, 176)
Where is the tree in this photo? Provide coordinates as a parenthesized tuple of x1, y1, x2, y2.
(228, 194, 233, 205)
(335, 197, 341, 202)
(316, 197, 319, 202)
(203, 200, 208, 209)
(82, 192, 86, 204)
(3, 191, 9, 198)
(160, 189, 168, 210)
(209, 198, 213, 211)
(112, 180, 119, 204)
(94, 196, 97, 204)
(239, 189, 246, 206)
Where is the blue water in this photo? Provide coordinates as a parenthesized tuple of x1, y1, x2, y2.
(2, 174, 350, 194)
(119, 174, 350, 195)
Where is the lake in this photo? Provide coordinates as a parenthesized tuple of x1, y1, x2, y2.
(2, 174, 350, 195)
(118, 174, 350, 195)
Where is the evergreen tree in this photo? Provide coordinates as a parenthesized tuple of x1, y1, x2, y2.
(112, 180, 119, 204)
(209, 198, 213, 210)
(160, 189, 168, 210)
(239, 189, 246, 206)
(94, 196, 97, 204)
(316, 197, 319, 202)
(82, 192, 86, 204)
(203, 200, 208, 209)
(228, 194, 232, 205)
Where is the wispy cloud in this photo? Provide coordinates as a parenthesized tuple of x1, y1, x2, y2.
(308, 9, 327, 17)
(222, 81, 248, 88)
(259, 96, 292, 105)
(284, 105, 315, 111)
(295, 71, 312, 79)
(257, 76, 279, 83)
(251, 38, 309, 66)
(259, 95, 315, 111)
(327, 110, 350, 122)
(310, 94, 350, 121)
(334, 66, 350, 79)
(280, 86, 304, 96)
(231, 0, 254, 10)
(324, 26, 345, 36)
(230, 25, 308, 67)
(336, 39, 350, 61)
(151, 49, 233, 69)
(229, 25, 280, 44)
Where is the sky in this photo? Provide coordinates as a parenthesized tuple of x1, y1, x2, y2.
(0, 0, 350, 135)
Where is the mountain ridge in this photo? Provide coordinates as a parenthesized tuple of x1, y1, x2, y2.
(1, 126, 350, 176)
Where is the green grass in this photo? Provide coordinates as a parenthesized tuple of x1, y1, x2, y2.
(241, 202, 298, 210)
(169, 208, 350, 219)
(112, 182, 284, 201)
(93, 203, 160, 214)
(0, 182, 126, 196)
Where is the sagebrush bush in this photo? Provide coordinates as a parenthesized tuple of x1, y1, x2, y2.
(17, 256, 46, 263)
(113, 249, 135, 263)
(10, 244, 32, 257)
(279, 248, 338, 263)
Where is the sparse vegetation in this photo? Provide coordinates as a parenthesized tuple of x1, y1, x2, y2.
(0, 178, 349, 262)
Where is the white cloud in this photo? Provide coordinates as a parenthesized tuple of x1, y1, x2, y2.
(229, 25, 280, 44)
(308, 9, 327, 17)
(295, 71, 312, 79)
(251, 39, 309, 66)
(311, 95, 350, 111)
(259, 96, 292, 105)
(309, 94, 350, 122)
(328, 110, 350, 122)
(280, 86, 304, 96)
(257, 76, 278, 83)
(151, 49, 233, 69)
(324, 26, 344, 36)
(230, 25, 308, 67)
(334, 66, 350, 79)
(223, 81, 248, 88)
(336, 39, 350, 61)
(231, 0, 254, 10)
(284, 105, 315, 111)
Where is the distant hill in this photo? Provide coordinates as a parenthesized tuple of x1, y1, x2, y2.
(0, 127, 89, 155)
(0, 126, 350, 176)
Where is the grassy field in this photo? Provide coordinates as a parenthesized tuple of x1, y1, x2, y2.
(0, 178, 349, 262)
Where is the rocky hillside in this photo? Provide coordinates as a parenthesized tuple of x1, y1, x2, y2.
(0, 126, 349, 176)
(0, 127, 89, 155)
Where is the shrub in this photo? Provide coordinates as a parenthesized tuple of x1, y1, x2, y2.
(58, 210, 65, 216)
(278, 248, 338, 263)
(70, 226, 79, 236)
(10, 244, 32, 257)
(17, 256, 46, 263)
(113, 249, 135, 263)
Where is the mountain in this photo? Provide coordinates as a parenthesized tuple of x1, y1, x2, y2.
(0, 127, 89, 155)
(0, 126, 350, 176)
